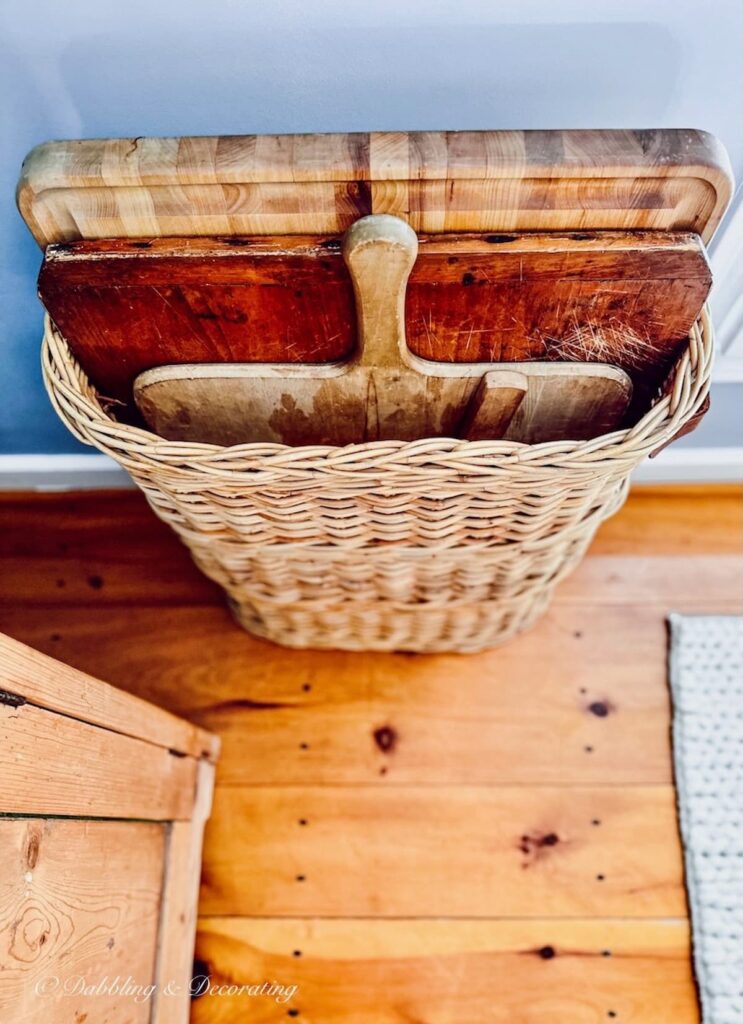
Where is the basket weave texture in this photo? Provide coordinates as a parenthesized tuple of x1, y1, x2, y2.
(43, 311, 712, 652)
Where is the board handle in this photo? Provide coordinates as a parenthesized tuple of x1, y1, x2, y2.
(458, 371, 528, 440)
(342, 215, 418, 370)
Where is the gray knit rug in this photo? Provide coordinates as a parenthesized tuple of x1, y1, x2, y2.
(668, 614, 743, 1024)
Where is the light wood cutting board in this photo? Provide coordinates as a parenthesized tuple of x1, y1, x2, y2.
(18, 129, 733, 246)
(134, 216, 633, 446)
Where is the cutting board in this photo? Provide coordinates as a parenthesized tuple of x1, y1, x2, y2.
(134, 216, 633, 446)
(18, 129, 733, 245)
(38, 230, 710, 414)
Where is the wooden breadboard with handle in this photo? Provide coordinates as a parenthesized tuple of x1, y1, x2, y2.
(38, 230, 710, 415)
(134, 216, 633, 446)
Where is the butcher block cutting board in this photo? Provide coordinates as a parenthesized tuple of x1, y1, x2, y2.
(134, 215, 634, 446)
(18, 129, 733, 246)
(39, 229, 711, 415)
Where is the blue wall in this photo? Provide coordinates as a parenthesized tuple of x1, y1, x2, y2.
(2, 0, 741, 453)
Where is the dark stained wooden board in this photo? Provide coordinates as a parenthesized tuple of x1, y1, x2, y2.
(39, 231, 711, 418)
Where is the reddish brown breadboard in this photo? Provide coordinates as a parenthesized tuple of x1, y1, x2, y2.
(38, 230, 711, 416)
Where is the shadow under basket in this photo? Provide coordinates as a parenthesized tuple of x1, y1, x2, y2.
(42, 312, 712, 653)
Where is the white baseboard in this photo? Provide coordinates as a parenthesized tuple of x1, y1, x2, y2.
(1, 447, 741, 490)
(0, 454, 133, 490)
(632, 447, 743, 483)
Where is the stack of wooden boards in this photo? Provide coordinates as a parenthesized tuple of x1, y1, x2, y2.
(18, 129, 732, 446)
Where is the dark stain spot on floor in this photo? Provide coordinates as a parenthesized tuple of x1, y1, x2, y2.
(537, 945, 556, 960)
(87, 574, 104, 590)
(461, 271, 476, 286)
(588, 700, 613, 718)
(373, 725, 397, 754)
(519, 831, 561, 857)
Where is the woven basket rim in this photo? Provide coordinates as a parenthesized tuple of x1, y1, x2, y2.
(42, 309, 712, 480)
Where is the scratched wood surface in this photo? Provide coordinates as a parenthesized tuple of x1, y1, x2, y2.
(131, 219, 636, 445)
(0, 818, 165, 1024)
(0, 485, 741, 1022)
(18, 129, 733, 245)
(38, 231, 710, 413)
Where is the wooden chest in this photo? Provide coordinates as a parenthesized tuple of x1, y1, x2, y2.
(0, 632, 219, 1023)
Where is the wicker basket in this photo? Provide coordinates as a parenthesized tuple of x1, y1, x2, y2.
(42, 311, 712, 652)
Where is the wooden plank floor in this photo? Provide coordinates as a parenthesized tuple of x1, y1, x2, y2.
(1, 485, 741, 1023)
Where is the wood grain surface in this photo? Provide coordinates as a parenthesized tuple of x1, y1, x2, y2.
(131, 218, 636, 445)
(200, 785, 685, 918)
(0, 631, 217, 760)
(0, 818, 165, 1024)
(153, 760, 216, 1024)
(1, 486, 740, 1023)
(0, 699, 198, 819)
(39, 230, 710, 413)
(0, 599, 219, 1024)
(18, 129, 733, 245)
(193, 918, 698, 1023)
